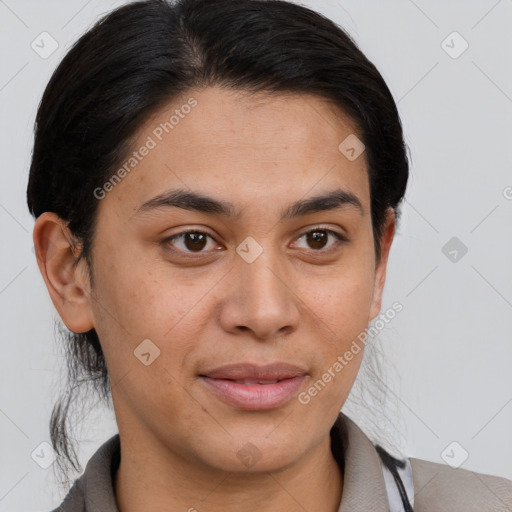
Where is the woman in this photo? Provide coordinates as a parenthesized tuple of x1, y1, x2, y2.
(27, 0, 511, 510)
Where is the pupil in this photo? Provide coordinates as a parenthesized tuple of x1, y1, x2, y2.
(185, 233, 206, 251)
(308, 230, 326, 250)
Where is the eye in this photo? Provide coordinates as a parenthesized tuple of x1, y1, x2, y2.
(162, 226, 348, 256)
(163, 229, 219, 254)
(292, 226, 347, 252)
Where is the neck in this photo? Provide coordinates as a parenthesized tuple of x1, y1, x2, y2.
(114, 431, 343, 512)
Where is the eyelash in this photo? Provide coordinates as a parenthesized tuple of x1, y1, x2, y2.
(161, 226, 348, 257)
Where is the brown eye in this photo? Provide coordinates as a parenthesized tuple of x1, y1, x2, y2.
(306, 230, 328, 250)
(182, 232, 208, 251)
(164, 230, 216, 253)
(294, 227, 346, 252)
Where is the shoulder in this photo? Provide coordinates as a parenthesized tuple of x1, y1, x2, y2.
(410, 457, 512, 511)
(48, 434, 120, 512)
(48, 477, 86, 512)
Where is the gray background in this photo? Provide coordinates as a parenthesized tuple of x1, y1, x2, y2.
(1, 0, 511, 510)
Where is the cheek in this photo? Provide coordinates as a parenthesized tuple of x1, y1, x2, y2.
(91, 244, 179, 328)
(89, 247, 217, 369)
(303, 265, 375, 337)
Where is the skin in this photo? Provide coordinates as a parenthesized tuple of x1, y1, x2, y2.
(34, 86, 395, 511)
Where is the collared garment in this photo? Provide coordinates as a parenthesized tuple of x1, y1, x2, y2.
(51, 412, 512, 512)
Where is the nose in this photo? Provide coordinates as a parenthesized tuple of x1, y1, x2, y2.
(217, 245, 301, 341)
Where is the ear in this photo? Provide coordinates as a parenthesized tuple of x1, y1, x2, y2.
(33, 212, 95, 333)
(368, 207, 396, 322)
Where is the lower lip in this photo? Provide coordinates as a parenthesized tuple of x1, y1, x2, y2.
(200, 376, 306, 410)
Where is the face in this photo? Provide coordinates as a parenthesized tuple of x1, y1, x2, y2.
(38, 86, 394, 474)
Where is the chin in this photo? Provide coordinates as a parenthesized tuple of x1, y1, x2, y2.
(191, 424, 309, 474)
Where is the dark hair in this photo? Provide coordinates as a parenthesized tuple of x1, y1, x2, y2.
(27, 0, 409, 486)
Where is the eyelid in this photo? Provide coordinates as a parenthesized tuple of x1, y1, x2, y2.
(296, 224, 348, 242)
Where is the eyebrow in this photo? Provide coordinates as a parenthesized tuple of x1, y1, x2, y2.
(135, 187, 364, 220)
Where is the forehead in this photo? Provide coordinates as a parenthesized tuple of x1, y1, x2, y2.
(99, 86, 370, 218)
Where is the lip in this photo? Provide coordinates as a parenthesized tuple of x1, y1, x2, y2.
(199, 362, 308, 411)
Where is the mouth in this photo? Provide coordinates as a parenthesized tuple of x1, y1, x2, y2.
(199, 362, 308, 411)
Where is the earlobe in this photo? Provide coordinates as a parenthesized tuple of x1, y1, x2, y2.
(368, 208, 396, 322)
(33, 212, 95, 333)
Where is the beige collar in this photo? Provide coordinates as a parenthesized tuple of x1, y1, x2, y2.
(332, 412, 390, 511)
